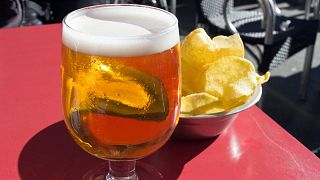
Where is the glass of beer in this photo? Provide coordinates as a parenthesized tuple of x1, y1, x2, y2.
(61, 4, 180, 179)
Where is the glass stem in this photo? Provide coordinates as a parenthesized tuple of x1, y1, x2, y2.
(106, 160, 138, 180)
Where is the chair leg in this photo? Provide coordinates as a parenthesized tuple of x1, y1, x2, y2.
(299, 44, 315, 100)
(258, 45, 273, 73)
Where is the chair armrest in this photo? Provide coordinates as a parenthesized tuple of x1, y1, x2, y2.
(306, 0, 320, 20)
(223, 0, 278, 45)
(157, 0, 169, 11)
(317, 0, 320, 18)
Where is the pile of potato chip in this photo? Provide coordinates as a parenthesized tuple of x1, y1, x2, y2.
(181, 28, 270, 115)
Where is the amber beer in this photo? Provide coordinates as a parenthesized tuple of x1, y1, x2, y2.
(62, 5, 180, 160)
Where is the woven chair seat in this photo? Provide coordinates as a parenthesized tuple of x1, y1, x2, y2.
(208, 10, 263, 31)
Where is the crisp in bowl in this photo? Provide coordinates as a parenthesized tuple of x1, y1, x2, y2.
(172, 85, 262, 140)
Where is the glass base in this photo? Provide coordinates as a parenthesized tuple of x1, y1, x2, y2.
(82, 161, 163, 180)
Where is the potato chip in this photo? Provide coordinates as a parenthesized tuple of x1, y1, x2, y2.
(201, 56, 255, 96)
(203, 56, 269, 111)
(181, 93, 218, 113)
(212, 34, 245, 58)
(181, 28, 218, 95)
(181, 28, 218, 69)
(181, 29, 247, 96)
(191, 102, 226, 114)
(257, 71, 270, 84)
(180, 28, 269, 115)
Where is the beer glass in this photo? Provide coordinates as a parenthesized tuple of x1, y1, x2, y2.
(61, 4, 180, 179)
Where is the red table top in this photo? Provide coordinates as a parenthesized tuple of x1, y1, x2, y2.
(0, 24, 319, 180)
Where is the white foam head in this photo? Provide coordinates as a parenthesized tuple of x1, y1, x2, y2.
(62, 5, 179, 57)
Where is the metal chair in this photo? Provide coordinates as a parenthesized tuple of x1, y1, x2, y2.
(113, 0, 169, 11)
(0, 0, 23, 28)
(196, 0, 320, 99)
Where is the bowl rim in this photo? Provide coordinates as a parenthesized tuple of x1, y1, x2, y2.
(180, 85, 262, 119)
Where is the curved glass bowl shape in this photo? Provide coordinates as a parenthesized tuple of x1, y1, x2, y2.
(61, 4, 180, 180)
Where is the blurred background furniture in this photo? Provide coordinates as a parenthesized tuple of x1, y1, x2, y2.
(0, 0, 23, 28)
(0, 0, 171, 28)
(0, 0, 54, 27)
(195, 0, 320, 99)
(112, 0, 169, 10)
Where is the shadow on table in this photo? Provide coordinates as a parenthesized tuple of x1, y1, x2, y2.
(18, 121, 217, 179)
(18, 121, 104, 180)
(144, 137, 217, 180)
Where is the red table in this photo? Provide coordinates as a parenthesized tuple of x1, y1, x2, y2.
(0, 24, 319, 180)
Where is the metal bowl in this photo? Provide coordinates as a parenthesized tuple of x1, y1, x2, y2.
(172, 85, 262, 140)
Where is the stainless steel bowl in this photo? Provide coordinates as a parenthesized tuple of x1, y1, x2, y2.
(172, 85, 262, 140)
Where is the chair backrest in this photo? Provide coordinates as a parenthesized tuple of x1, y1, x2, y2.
(200, 0, 233, 19)
(199, 0, 280, 45)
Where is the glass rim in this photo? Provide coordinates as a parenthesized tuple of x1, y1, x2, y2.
(62, 4, 179, 40)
